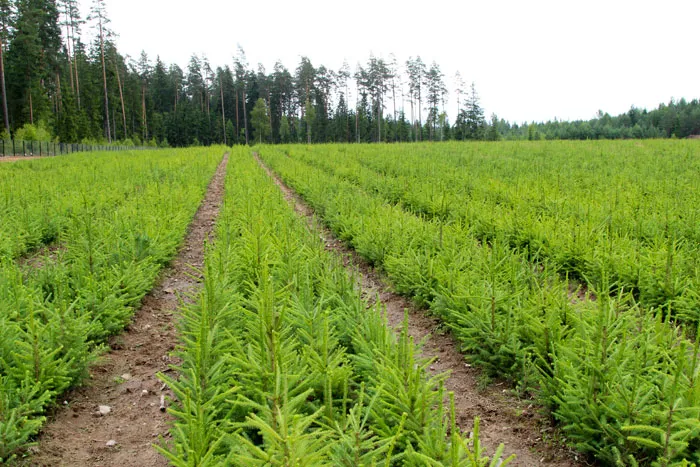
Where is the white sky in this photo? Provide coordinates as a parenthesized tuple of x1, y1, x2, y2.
(82, 0, 699, 124)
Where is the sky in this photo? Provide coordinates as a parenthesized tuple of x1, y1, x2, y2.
(81, 0, 699, 124)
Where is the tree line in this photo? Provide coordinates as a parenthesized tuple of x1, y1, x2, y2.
(499, 100, 700, 141)
(1, 0, 698, 146)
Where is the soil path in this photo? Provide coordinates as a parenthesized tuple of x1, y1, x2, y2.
(30, 152, 229, 467)
(254, 153, 585, 467)
(0, 156, 49, 162)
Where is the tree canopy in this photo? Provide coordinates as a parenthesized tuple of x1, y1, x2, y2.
(0, 1, 697, 145)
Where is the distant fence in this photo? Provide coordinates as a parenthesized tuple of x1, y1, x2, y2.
(0, 140, 153, 157)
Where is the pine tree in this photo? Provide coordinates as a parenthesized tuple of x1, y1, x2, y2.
(405, 56, 425, 141)
(487, 113, 500, 141)
(461, 82, 485, 140)
(6, 0, 61, 129)
(425, 61, 446, 141)
(88, 0, 112, 142)
(233, 46, 249, 145)
(0, 0, 11, 135)
(137, 50, 151, 141)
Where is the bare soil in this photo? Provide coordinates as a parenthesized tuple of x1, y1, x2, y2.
(0, 156, 49, 162)
(17, 244, 64, 271)
(29, 152, 229, 467)
(254, 153, 587, 467)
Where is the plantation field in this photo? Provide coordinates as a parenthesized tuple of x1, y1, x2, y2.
(2, 141, 699, 466)
(278, 140, 700, 324)
(160, 148, 510, 465)
(259, 140, 700, 465)
(0, 148, 223, 462)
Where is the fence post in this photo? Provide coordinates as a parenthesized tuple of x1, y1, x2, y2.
(13, 139, 15, 156)
(22, 140, 25, 155)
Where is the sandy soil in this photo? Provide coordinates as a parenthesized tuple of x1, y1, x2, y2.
(29, 152, 229, 467)
(254, 153, 586, 467)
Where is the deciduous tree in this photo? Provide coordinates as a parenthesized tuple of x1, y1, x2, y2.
(251, 97, 270, 144)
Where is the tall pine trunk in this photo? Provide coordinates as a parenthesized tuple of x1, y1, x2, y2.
(74, 47, 81, 109)
(64, 20, 75, 93)
(235, 89, 239, 142)
(377, 96, 381, 143)
(99, 20, 111, 142)
(0, 36, 9, 135)
(267, 94, 272, 144)
(355, 98, 359, 143)
(409, 95, 415, 142)
(29, 88, 34, 125)
(141, 84, 148, 141)
(67, 2, 81, 109)
(392, 80, 396, 142)
(417, 85, 422, 141)
(219, 76, 226, 145)
(56, 72, 62, 114)
(305, 83, 311, 145)
(242, 88, 248, 145)
(114, 59, 126, 139)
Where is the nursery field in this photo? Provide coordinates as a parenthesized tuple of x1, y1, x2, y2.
(0, 148, 224, 462)
(159, 148, 511, 465)
(2, 140, 699, 466)
(258, 140, 700, 466)
(1, 147, 514, 466)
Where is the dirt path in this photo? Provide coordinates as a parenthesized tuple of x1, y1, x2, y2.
(30, 152, 229, 467)
(0, 156, 49, 162)
(254, 154, 585, 467)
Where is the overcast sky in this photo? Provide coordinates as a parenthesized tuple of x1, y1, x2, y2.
(82, 0, 698, 124)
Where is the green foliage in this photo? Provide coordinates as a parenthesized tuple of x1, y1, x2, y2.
(13, 122, 53, 142)
(259, 141, 700, 465)
(160, 148, 512, 465)
(285, 141, 700, 328)
(0, 148, 224, 459)
(251, 98, 271, 145)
